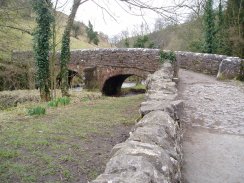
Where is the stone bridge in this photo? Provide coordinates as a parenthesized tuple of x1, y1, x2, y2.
(12, 49, 162, 95)
(12, 48, 243, 95)
(67, 49, 161, 95)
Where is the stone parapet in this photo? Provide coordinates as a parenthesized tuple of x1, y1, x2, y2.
(175, 51, 243, 79)
(92, 63, 183, 183)
(176, 51, 227, 75)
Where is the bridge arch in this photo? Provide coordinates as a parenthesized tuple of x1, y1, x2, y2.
(99, 67, 149, 96)
(56, 69, 83, 88)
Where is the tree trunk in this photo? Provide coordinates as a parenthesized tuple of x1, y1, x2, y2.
(60, 0, 83, 96)
(50, 0, 59, 100)
(33, 0, 53, 102)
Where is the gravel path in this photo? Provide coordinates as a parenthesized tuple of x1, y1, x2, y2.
(179, 69, 244, 183)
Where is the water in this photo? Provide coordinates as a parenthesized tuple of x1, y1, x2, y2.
(71, 86, 83, 92)
(122, 82, 136, 88)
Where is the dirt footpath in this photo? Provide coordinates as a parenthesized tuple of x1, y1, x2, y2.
(178, 69, 244, 183)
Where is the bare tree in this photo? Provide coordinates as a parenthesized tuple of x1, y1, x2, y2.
(60, 0, 89, 96)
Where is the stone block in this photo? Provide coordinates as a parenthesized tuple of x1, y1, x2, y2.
(217, 58, 242, 80)
(140, 100, 170, 116)
(92, 155, 168, 183)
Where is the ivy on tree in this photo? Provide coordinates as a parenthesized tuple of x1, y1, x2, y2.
(60, 31, 71, 96)
(60, 0, 82, 97)
(33, 0, 53, 102)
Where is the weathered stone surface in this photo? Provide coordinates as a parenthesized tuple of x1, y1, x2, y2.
(92, 63, 182, 183)
(140, 100, 170, 116)
(129, 111, 180, 157)
(146, 92, 177, 101)
(92, 155, 168, 183)
(147, 82, 177, 94)
(166, 100, 184, 121)
(99, 141, 178, 183)
(176, 51, 227, 75)
(176, 51, 243, 79)
(140, 100, 184, 122)
(217, 58, 243, 80)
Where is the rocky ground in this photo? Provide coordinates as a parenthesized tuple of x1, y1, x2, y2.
(179, 69, 244, 183)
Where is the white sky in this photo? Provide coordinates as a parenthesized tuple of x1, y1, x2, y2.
(55, 0, 191, 38)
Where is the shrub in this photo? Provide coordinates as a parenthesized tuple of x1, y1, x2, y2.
(160, 50, 176, 64)
(28, 106, 46, 116)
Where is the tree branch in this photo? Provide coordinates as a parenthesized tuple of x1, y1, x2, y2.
(0, 25, 33, 35)
(91, 0, 118, 23)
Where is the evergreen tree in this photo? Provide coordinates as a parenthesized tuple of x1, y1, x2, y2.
(33, 0, 53, 101)
(133, 35, 149, 48)
(124, 38, 130, 48)
(203, 0, 216, 53)
(133, 35, 155, 48)
(215, 0, 231, 55)
(86, 21, 99, 45)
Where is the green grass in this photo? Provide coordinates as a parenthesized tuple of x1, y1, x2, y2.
(0, 92, 144, 182)
(132, 83, 146, 90)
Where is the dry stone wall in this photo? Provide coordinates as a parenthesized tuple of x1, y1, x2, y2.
(92, 63, 183, 183)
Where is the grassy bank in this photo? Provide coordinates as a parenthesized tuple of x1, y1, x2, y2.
(0, 90, 144, 182)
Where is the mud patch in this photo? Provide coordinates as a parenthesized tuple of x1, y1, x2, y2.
(80, 124, 133, 182)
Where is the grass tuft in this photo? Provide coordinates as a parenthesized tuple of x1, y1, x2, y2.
(47, 100, 59, 107)
(48, 97, 71, 107)
(57, 97, 70, 106)
(27, 106, 46, 116)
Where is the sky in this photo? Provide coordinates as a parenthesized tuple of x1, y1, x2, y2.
(55, 0, 191, 38)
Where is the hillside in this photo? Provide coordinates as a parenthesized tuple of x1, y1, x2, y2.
(117, 19, 203, 53)
(0, 2, 111, 61)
